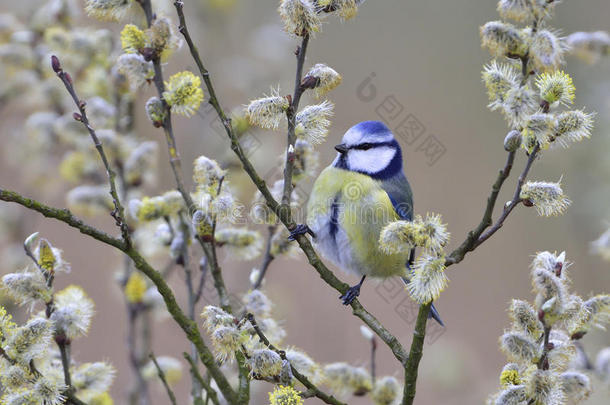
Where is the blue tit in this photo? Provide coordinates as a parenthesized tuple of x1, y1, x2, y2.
(302, 120, 443, 326)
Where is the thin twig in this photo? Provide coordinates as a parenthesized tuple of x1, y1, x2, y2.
(183, 353, 221, 405)
(370, 336, 377, 383)
(127, 305, 149, 405)
(282, 34, 310, 206)
(195, 256, 209, 303)
(177, 212, 205, 405)
(33, 249, 89, 405)
(252, 225, 277, 289)
(65, 392, 89, 405)
(58, 341, 72, 386)
(445, 52, 539, 268)
(402, 43, 542, 405)
(476, 145, 539, 246)
(149, 353, 178, 405)
(0, 189, 124, 248)
(136, 0, 233, 314)
(51, 56, 131, 245)
(537, 326, 552, 370)
(445, 150, 516, 266)
(205, 177, 232, 312)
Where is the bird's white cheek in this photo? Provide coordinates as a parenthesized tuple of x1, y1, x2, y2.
(347, 147, 396, 174)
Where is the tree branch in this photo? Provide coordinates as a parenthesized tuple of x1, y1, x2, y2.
(0, 189, 124, 249)
(445, 150, 515, 266)
(136, 0, 233, 314)
(446, 145, 539, 267)
(51, 56, 131, 245)
(183, 353, 221, 405)
(282, 34, 310, 206)
(401, 303, 431, 405)
(251, 225, 277, 289)
(149, 353, 178, 405)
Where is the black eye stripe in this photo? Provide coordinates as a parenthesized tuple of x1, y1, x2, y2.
(352, 141, 394, 150)
(355, 143, 374, 150)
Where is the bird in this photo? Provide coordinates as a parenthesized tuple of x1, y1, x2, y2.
(293, 120, 443, 326)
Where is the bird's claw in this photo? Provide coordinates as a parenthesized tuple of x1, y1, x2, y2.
(287, 224, 315, 241)
(340, 285, 361, 305)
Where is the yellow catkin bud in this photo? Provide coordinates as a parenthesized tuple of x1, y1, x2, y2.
(304, 63, 342, 98)
(323, 0, 360, 20)
(407, 254, 449, 304)
(246, 93, 290, 129)
(500, 369, 521, 386)
(85, 0, 133, 22)
(536, 71, 575, 106)
(295, 101, 334, 144)
(268, 385, 303, 405)
(530, 29, 565, 72)
(90, 392, 114, 405)
(162, 71, 204, 117)
(37, 239, 56, 273)
(145, 97, 166, 127)
(480, 21, 528, 58)
(59, 151, 88, 183)
(554, 110, 594, 147)
(125, 272, 147, 304)
(520, 180, 571, 217)
(278, 0, 321, 37)
(120, 24, 146, 54)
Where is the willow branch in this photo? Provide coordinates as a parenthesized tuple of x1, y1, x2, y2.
(235, 351, 251, 404)
(0, 189, 124, 249)
(251, 225, 277, 289)
(183, 353, 221, 405)
(402, 49, 543, 405)
(282, 34, 310, 206)
(403, 147, 538, 403)
(177, 214, 205, 405)
(477, 145, 539, 244)
(445, 150, 515, 266)
(446, 145, 539, 267)
(65, 392, 88, 405)
(246, 314, 345, 405)
(401, 303, 431, 405)
(51, 56, 131, 245)
(127, 305, 149, 405)
(0, 189, 239, 404)
(173, 0, 409, 366)
(135, 0, 232, 314)
(445, 49, 538, 268)
(57, 340, 72, 385)
(149, 353, 178, 405)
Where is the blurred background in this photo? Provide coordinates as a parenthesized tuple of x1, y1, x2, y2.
(0, 0, 609, 404)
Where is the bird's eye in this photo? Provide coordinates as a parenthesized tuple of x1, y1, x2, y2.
(358, 143, 374, 150)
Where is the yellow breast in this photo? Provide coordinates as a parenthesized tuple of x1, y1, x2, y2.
(307, 167, 408, 278)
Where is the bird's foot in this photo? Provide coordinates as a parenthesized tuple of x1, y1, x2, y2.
(340, 284, 362, 305)
(287, 224, 315, 241)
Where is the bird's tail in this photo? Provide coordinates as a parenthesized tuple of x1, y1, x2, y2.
(400, 277, 445, 327)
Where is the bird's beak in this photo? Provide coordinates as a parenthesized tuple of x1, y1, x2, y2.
(334, 144, 348, 154)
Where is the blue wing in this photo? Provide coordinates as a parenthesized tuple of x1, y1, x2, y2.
(379, 172, 414, 264)
(379, 174, 445, 327)
(379, 173, 413, 221)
